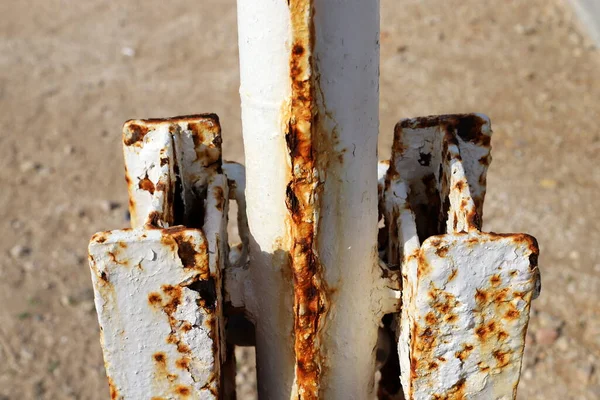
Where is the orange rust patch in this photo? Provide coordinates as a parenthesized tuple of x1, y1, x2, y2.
(418, 252, 432, 278)
(435, 246, 449, 258)
(180, 321, 192, 332)
(497, 330, 509, 341)
(177, 342, 191, 354)
(175, 357, 190, 370)
(92, 232, 110, 243)
(107, 376, 119, 400)
(454, 181, 465, 191)
(504, 308, 520, 321)
(475, 321, 498, 342)
(147, 211, 162, 228)
(161, 285, 182, 315)
(213, 185, 225, 212)
(433, 377, 466, 400)
(123, 123, 149, 146)
(447, 268, 458, 282)
(455, 344, 474, 362)
(172, 235, 198, 269)
(475, 289, 488, 304)
(154, 352, 167, 364)
(425, 312, 437, 325)
(492, 349, 510, 368)
(444, 314, 458, 323)
(139, 173, 155, 194)
(174, 385, 191, 397)
(148, 292, 162, 306)
(285, 1, 328, 397)
(490, 274, 501, 287)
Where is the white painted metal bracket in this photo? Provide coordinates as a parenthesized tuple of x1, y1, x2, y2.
(89, 116, 228, 399)
(382, 114, 540, 400)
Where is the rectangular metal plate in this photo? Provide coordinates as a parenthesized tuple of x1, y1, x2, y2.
(403, 233, 539, 400)
(89, 227, 222, 399)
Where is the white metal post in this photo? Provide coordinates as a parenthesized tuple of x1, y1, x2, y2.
(236, 1, 392, 398)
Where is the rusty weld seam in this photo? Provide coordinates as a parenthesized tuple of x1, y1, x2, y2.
(285, 1, 328, 399)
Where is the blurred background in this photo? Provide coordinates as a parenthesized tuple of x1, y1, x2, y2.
(0, 0, 598, 399)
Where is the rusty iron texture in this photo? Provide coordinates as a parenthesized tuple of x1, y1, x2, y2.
(123, 115, 222, 229)
(382, 114, 540, 400)
(89, 115, 228, 399)
(284, 2, 330, 399)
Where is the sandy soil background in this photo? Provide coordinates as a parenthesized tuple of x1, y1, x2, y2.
(1, 0, 598, 399)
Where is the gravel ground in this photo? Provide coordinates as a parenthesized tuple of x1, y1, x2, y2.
(0, 0, 598, 399)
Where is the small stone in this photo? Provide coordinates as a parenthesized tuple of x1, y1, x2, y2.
(121, 46, 136, 57)
(10, 245, 31, 259)
(576, 363, 594, 383)
(100, 201, 121, 212)
(555, 336, 569, 352)
(514, 24, 537, 35)
(539, 179, 557, 189)
(63, 145, 74, 155)
(523, 369, 533, 381)
(10, 219, 23, 229)
(569, 250, 580, 260)
(19, 161, 41, 173)
(60, 295, 74, 307)
(535, 327, 559, 346)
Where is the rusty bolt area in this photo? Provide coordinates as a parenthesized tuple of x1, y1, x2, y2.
(383, 114, 540, 400)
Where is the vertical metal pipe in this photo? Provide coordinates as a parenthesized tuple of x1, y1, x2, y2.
(237, 1, 381, 398)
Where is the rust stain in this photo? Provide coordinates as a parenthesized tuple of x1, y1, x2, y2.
(175, 357, 190, 370)
(154, 352, 167, 364)
(148, 292, 162, 307)
(139, 173, 156, 194)
(455, 344, 474, 362)
(91, 231, 110, 244)
(435, 246, 449, 258)
(447, 268, 458, 282)
(490, 274, 501, 287)
(123, 122, 149, 146)
(432, 378, 466, 400)
(417, 252, 432, 278)
(492, 349, 510, 368)
(412, 287, 461, 387)
(107, 376, 119, 400)
(174, 385, 192, 397)
(173, 235, 197, 269)
(284, 1, 329, 398)
(108, 251, 128, 267)
(213, 185, 225, 212)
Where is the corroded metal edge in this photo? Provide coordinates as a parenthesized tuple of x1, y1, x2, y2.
(285, 1, 329, 398)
